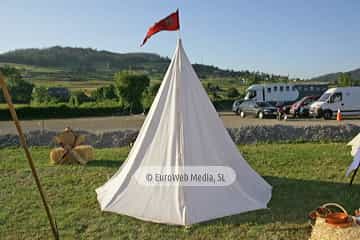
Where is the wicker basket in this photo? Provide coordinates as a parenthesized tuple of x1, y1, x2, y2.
(309, 203, 360, 240)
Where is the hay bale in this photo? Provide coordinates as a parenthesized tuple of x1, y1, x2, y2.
(309, 218, 360, 240)
(50, 147, 66, 164)
(73, 145, 94, 164)
(50, 127, 94, 165)
(50, 145, 94, 165)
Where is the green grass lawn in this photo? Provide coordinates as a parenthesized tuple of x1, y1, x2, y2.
(30, 79, 112, 91)
(0, 62, 62, 74)
(0, 143, 359, 239)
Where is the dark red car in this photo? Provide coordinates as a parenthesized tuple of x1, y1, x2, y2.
(290, 96, 319, 117)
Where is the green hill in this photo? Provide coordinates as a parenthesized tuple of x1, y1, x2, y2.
(0, 46, 259, 82)
(311, 68, 360, 83)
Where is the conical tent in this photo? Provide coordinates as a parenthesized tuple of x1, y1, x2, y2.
(96, 39, 272, 225)
(348, 133, 360, 156)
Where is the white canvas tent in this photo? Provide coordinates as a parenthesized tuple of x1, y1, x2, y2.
(346, 133, 360, 181)
(348, 133, 360, 156)
(96, 39, 272, 225)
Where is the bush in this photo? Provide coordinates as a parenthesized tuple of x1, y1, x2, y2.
(91, 85, 117, 101)
(0, 97, 235, 121)
(212, 99, 234, 111)
(0, 102, 128, 121)
(226, 87, 240, 98)
(69, 90, 92, 106)
(32, 86, 51, 104)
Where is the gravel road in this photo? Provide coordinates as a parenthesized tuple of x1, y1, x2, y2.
(1, 112, 360, 135)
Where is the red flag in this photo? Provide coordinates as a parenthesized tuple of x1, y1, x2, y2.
(141, 9, 180, 46)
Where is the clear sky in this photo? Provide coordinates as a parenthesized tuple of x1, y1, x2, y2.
(1, 0, 360, 78)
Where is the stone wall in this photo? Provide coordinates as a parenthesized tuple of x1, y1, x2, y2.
(227, 124, 360, 144)
(0, 124, 359, 148)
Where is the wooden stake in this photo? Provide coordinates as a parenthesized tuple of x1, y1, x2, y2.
(350, 161, 360, 186)
(0, 73, 59, 239)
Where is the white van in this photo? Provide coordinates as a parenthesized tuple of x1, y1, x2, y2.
(309, 87, 360, 119)
(244, 83, 328, 104)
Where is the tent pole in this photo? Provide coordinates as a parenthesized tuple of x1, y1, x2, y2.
(0, 73, 59, 239)
(177, 8, 181, 40)
(350, 161, 360, 186)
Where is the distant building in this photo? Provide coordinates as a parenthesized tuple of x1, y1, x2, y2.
(47, 87, 70, 102)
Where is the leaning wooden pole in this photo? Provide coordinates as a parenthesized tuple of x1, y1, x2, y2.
(0, 73, 59, 239)
(350, 161, 360, 186)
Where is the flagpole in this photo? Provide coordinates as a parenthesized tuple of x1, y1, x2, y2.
(177, 8, 181, 40)
(0, 72, 59, 239)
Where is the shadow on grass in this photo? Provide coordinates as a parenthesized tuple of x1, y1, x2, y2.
(195, 176, 360, 229)
(87, 159, 122, 168)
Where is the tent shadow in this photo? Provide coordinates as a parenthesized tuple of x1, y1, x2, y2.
(87, 159, 122, 168)
(195, 176, 360, 228)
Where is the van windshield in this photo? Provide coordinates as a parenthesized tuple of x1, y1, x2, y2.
(318, 93, 331, 102)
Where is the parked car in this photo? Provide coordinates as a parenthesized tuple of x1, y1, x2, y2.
(237, 101, 277, 119)
(276, 103, 288, 120)
(275, 101, 292, 114)
(310, 87, 360, 119)
(232, 99, 244, 114)
(290, 96, 319, 117)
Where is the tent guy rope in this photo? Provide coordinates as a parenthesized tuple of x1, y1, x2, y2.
(0, 72, 59, 239)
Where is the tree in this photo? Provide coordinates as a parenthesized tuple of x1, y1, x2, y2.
(32, 86, 51, 104)
(142, 82, 161, 112)
(149, 82, 161, 96)
(246, 74, 258, 85)
(0, 65, 22, 81)
(114, 71, 150, 113)
(226, 87, 240, 98)
(7, 78, 34, 103)
(0, 66, 34, 103)
(338, 72, 352, 87)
